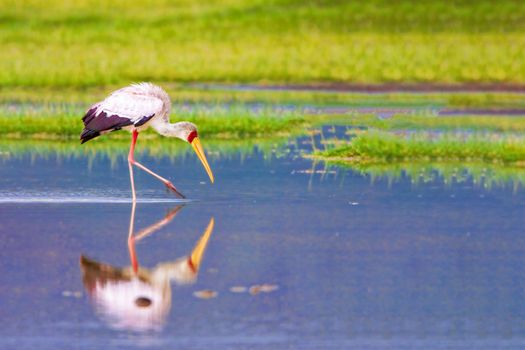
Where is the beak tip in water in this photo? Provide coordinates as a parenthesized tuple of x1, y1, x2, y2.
(191, 137, 215, 184)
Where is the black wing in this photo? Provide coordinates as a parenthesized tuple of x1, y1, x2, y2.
(80, 108, 136, 143)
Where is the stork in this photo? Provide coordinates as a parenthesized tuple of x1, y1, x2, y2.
(80, 82, 214, 200)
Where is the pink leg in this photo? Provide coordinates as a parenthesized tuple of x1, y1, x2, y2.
(128, 132, 137, 201)
(128, 162, 136, 202)
(128, 130, 185, 199)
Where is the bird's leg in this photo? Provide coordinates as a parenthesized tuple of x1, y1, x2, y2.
(132, 161, 186, 198)
(128, 130, 185, 199)
(128, 130, 138, 202)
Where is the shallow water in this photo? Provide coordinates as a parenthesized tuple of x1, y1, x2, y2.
(1, 135, 525, 349)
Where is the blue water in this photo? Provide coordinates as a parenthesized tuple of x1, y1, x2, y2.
(1, 136, 525, 349)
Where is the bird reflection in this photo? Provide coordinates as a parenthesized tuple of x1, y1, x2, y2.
(80, 203, 215, 332)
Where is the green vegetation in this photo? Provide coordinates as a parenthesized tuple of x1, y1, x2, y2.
(318, 131, 525, 164)
(3, 84, 525, 110)
(2, 0, 524, 190)
(1, 0, 525, 87)
(345, 114, 525, 133)
(1, 84, 525, 141)
(314, 108, 525, 175)
(0, 104, 307, 140)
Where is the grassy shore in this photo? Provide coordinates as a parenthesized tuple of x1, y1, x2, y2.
(2, 99, 525, 144)
(318, 131, 525, 165)
(1, 0, 525, 87)
(3, 84, 525, 110)
(345, 114, 525, 133)
(0, 104, 308, 140)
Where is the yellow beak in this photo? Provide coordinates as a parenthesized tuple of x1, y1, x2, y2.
(190, 137, 214, 183)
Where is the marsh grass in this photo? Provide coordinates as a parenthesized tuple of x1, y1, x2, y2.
(2, 88, 525, 140)
(0, 103, 308, 140)
(319, 131, 525, 164)
(3, 85, 525, 111)
(1, 0, 525, 86)
(346, 114, 525, 133)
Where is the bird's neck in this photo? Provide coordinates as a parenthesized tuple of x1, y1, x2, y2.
(151, 121, 187, 141)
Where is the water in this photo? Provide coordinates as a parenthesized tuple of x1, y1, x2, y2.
(1, 134, 525, 349)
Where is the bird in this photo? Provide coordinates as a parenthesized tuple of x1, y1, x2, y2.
(79, 82, 214, 200)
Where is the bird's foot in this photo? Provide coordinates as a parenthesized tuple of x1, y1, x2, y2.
(165, 181, 186, 199)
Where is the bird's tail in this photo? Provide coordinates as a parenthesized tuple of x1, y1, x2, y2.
(80, 128, 100, 144)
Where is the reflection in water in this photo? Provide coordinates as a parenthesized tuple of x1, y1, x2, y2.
(0, 135, 289, 164)
(335, 161, 525, 191)
(80, 204, 214, 332)
(2, 130, 525, 348)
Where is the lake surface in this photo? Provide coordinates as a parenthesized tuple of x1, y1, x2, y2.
(1, 132, 525, 349)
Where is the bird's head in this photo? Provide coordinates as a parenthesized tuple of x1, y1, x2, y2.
(176, 122, 214, 184)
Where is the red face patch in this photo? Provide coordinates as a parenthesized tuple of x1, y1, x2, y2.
(187, 130, 198, 143)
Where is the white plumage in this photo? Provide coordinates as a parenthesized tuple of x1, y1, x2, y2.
(81, 83, 173, 141)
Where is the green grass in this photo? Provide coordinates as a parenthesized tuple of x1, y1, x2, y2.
(1, 0, 525, 87)
(0, 104, 308, 140)
(3, 84, 525, 110)
(2, 96, 525, 143)
(345, 114, 525, 133)
(318, 131, 525, 164)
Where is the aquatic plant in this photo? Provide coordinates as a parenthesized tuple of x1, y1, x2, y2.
(318, 131, 525, 164)
(345, 114, 525, 133)
(0, 104, 307, 140)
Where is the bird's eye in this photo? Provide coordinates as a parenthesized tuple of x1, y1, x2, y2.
(135, 297, 152, 307)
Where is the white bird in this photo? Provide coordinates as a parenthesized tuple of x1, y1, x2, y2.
(80, 82, 214, 200)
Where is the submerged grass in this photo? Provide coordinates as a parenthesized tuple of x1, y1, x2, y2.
(1, 0, 525, 86)
(318, 131, 525, 164)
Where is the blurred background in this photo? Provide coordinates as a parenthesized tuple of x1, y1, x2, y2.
(1, 0, 524, 86)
